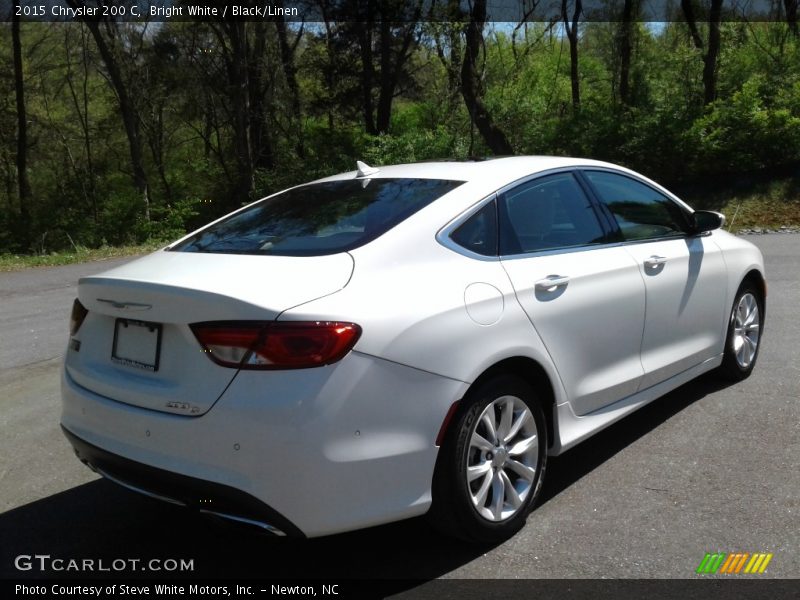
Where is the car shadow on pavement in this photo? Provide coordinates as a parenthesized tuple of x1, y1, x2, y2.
(0, 472, 484, 590)
(0, 373, 733, 590)
(539, 372, 735, 506)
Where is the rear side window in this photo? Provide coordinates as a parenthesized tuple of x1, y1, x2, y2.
(498, 173, 608, 254)
(450, 200, 498, 256)
(172, 178, 464, 256)
(584, 171, 689, 241)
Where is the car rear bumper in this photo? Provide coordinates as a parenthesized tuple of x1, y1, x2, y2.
(61, 425, 302, 536)
(60, 352, 467, 537)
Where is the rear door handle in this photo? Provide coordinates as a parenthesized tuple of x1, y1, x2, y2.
(535, 275, 570, 290)
(644, 255, 667, 267)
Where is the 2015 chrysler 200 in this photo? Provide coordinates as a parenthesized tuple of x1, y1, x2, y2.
(61, 157, 765, 542)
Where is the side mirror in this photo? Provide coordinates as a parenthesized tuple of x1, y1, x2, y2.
(692, 210, 726, 233)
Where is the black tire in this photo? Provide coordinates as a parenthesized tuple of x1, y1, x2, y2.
(429, 374, 547, 544)
(717, 281, 764, 381)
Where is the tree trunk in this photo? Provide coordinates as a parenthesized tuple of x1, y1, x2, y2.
(12, 10, 32, 247)
(148, 105, 173, 204)
(431, 6, 463, 112)
(319, 11, 336, 131)
(72, 9, 151, 220)
(79, 25, 97, 223)
(375, 4, 421, 134)
(703, 0, 723, 105)
(618, 0, 635, 107)
(681, 0, 724, 106)
(786, 0, 799, 37)
(356, 4, 377, 135)
(64, 24, 98, 222)
(275, 17, 305, 157)
(226, 22, 255, 207)
(461, 0, 514, 155)
(376, 19, 393, 134)
(247, 21, 273, 172)
(448, 23, 463, 108)
(562, 0, 582, 111)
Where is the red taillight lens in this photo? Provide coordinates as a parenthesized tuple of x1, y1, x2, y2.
(190, 321, 361, 370)
(69, 299, 88, 336)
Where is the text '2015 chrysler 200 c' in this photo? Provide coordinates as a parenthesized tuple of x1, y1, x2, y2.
(61, 157, 765, 542)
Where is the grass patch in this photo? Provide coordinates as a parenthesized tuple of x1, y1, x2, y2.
(680, 175, 800, 232)
(0, 241, 165, 273)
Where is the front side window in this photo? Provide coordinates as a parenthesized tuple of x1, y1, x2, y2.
(173, 178, 465, 256)
(498, 172, 608, 255)
(584, 171, 689, 241)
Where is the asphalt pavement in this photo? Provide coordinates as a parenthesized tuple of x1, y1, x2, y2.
(0, 236, 797, 587)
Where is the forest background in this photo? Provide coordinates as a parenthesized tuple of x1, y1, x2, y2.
(2, 0, 800, 263)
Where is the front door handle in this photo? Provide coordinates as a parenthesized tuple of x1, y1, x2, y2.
(535, 275, 570, 291)
(644, 255, 667, 268)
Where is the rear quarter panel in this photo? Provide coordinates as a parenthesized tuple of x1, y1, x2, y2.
(278, 223, 568, 406)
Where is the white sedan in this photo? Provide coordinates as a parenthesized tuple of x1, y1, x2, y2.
(61, 157, 765, 542)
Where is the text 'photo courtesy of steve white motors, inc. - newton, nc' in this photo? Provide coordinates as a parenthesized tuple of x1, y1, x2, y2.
(25, 2, 301, 19)
(14, 583, 340, 597)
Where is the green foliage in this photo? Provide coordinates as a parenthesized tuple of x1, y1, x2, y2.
(98, 189, 146, 246)
(689, 76, 800, 173)
(134, 197, 202, 243)
(2, 19, 800, 257)
(362, 127, 470, 165)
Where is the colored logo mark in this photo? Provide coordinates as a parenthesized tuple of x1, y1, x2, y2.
(696, 552, 773, 574)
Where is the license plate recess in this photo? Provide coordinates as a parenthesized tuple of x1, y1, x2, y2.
(112, 319, 162, 372)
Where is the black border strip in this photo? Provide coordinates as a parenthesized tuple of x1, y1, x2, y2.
(5, 0, 800, 24)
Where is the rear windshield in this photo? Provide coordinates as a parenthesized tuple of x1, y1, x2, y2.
(172, 178, 464, 256)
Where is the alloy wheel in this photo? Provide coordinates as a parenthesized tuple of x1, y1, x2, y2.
(733, 292, 760, 369)
(466, 395, 539, 522)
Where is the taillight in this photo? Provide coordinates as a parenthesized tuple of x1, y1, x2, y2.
(190, 321, 361, 370)
(69, 299, 88, 335)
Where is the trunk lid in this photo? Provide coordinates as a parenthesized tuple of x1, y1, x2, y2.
(65, 250, 353, 415)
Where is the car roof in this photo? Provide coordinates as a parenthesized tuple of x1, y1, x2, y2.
(312, 156, 628, 186)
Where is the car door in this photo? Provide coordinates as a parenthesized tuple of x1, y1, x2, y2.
(498, 171, 647, 416)
(582, 169, 729, 390)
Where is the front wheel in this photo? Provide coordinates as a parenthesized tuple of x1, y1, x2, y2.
(429, 375, 547, 543)
(717, 282, 764, 381)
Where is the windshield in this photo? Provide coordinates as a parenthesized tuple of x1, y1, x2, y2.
(172, 178, 464, 257)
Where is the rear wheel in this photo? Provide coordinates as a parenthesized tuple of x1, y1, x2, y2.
(717, 282, 764, 381)
(429, 374, 547, 543)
